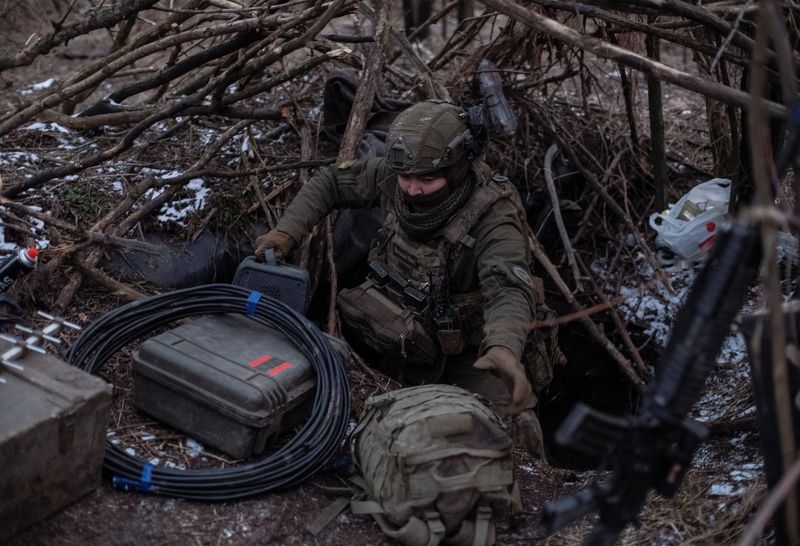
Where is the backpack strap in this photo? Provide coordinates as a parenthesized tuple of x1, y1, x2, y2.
(304, 497, 351, 536)
(472, 505, 493, 546)
(351, 500, 446, 546)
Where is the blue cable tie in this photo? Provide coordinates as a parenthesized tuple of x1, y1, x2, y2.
(112, 463, 155, 493)
(246, 291, 262, 316)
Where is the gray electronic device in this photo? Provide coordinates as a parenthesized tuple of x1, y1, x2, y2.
(232, 249, 310, 314)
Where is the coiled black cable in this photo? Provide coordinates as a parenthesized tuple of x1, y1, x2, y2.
(66, 283, 351, 501)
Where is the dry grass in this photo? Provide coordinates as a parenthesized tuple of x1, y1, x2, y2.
(542, 470, 768, 546)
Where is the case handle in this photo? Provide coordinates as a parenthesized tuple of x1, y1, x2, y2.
(264, 247, 278, 266)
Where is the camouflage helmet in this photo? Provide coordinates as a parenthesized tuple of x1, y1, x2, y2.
(385, 101, 471, 177)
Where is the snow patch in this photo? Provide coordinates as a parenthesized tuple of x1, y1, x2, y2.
(22, 122, 71, 134)
(156, 178, 209, 226)
(185, 437, 205, 458)
(708, 483, 735, 496)
(19, 78, 56, 95)
(0, 151, 41, 166)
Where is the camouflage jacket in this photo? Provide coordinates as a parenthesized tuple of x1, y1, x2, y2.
(274, 157, 536, 359)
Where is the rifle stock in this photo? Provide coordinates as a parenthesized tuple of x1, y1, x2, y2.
(544, 221, 761, 544)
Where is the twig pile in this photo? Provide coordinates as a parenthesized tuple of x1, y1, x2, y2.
(2, 1, 799, 543)
(0, 0, 796, 402)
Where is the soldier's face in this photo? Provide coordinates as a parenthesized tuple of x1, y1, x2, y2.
(397, 173, 447, 196)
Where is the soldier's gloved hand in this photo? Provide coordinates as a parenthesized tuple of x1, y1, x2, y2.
(473, 345, 532, 417)
(254, 229, 296, 262)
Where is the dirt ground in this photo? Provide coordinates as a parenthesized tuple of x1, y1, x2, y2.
(0, 3, 774, 546)
(7, 449, 571, 546)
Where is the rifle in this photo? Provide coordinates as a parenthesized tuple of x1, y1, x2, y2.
(542, 220, 762, 545)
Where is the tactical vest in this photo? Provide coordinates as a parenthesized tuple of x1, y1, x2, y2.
(369, 173, 512, 348)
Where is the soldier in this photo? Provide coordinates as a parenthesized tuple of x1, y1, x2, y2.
(255, 100, 551, 457)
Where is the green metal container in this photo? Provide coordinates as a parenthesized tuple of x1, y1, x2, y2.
(0, 339, 111, 541)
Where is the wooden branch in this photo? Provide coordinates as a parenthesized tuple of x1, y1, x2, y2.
(338, 0, 391, 162)
(406, 0, 459, 44)
(54, 120, 251, 310)
(359, 1, 445, 99)
(620, 0, 758, 54)
(529, 233, 644, 388)
(575, 253, 648, 378)
(0, 196, 161, 253)
(530, 0, 750, 67)
(40, 105, 285, 130)
(0, 16, 271, 137)
(6, 11, 344, 196)
(533, 106, 674, 294)
(222, 47, 350, 105)
(748, 3, 800, 541)
(482, 0, 788, 119)
(646, 24, 667, 211)
(542, 144, 583, 292)
(79, 30, 264, 116)
(55, 0, 208, 117)
(70, 256, 145, 301)
(530, 295, 628, 328)
(0, 0, 160, 72)
(325, 214, 339, 336)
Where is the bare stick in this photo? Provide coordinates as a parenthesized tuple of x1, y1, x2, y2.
(535, 109, 674, 294)
(543, 144, 583, 292)
(575, 253, 648, 377)
(748, 2, 800, 540)
(40, 105, 285, 129)
(0, 198, 161, 253)
(358, 1, 445, 100)
(338, 0, 390, 161)
(710, 0, 757, 73)
(529, 0, 750, 67)
(324, 214, 339, 336)
(0, 16, 270, 136)
(530, 234, 644, 387)
(70, 256, 145, 301)
(7, 42, 344, 196)
(55, 120, 252, 310)
(0, 0, 344, 136)
(530, 295, 628, 328)
(644, 21, 668, 212)
(79, 30, 265, 116)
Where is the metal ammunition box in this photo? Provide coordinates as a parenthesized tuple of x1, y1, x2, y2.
(0, 340, 111, 541)
(131, 314, 315, 459)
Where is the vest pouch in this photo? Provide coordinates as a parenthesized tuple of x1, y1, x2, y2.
(338, 280, 438, 364)
(523, 302, 560, 390)
(436, 328, 465, 355)
(450, 291, 483, 347)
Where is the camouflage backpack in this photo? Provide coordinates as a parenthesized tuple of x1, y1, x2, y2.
(350, 384, 521, 546)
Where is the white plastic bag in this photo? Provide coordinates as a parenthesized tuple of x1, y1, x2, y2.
(648, 178, 731, 263)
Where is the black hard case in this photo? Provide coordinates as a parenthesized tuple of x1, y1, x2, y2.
(131, 314, 315, 459)
(0, 340, 111, 541)
(232, 255, 310, 314)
